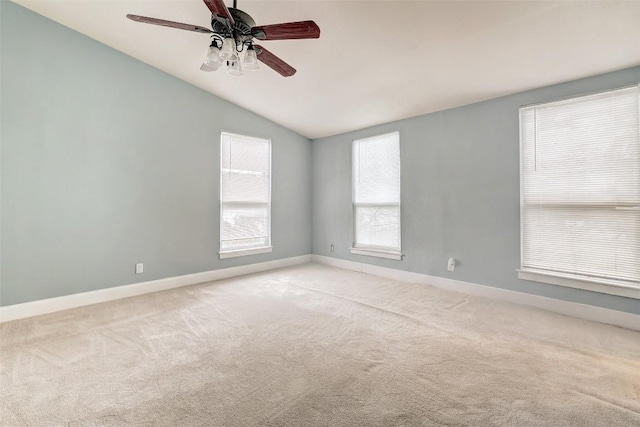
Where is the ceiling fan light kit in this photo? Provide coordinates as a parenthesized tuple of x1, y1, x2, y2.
(205, 42, 224, 67)
(220, 37, 237, 61)
(126, 0, 320, 77)
(243, 45, 260, 71)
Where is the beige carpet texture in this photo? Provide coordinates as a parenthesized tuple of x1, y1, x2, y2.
(1, 263, 639, 426)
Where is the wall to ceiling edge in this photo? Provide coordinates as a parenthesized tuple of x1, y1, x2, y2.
(0, 2, 312, 306)
(311, 66, 640, 315)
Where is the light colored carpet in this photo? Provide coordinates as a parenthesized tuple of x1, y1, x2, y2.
(1, 263, 639, 426)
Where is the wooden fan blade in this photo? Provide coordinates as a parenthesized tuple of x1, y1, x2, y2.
(126, 15, 212, 34)
(252, 21, 320, 40)
(202, 0, 234, 25)
(254, 45, 296, 77)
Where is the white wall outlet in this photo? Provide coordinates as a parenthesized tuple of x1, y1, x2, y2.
(135, 263, 144, 274)
(330, 244, 335, 252)
(447, 258, 456, 272)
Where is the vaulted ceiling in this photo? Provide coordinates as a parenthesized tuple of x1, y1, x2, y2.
(12, 1, 640, 139)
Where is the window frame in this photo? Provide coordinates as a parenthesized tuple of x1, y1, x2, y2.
(351, 131, 402, 260)
(517, 86, 640, 299)
(218, 131, 273, 259)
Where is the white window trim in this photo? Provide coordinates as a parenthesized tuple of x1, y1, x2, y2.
(350, 247, 403, 261)
(352, 131, 402, 257)
(219, 246, 273, 260)
(517, 86, 640, 299)
(219, 131, 272, 257)
(518, 269, 640, 299)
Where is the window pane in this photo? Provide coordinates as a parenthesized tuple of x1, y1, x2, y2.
(353, 132, 401, 251)
(355, 206, 400, 250)
(221, 133, 270, 176)
(221, 171, 269, 204)
(523, 206, 640, 282)
(520, 86, 640, 285)
(220, 132, 271, 253)
(353, 133, 400, 204)
(221, 204, 269, 251)
(522, 89, 639, 205)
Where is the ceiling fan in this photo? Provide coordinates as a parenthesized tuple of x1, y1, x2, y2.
(126, 0, 320, 77)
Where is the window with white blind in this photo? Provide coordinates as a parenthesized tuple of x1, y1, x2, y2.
(519, 85, 640, 298)
(219, 132, 272, 259)
(351, 131, 402, 260)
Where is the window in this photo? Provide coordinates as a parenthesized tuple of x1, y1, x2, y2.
(351, 131, 401, 260)
(219, 132, 272, 259)
(519, 86, 640, 298)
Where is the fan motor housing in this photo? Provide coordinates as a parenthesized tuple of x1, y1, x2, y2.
(211, 8, 256, 45)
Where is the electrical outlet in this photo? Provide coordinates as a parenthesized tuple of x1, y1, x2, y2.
(447, 258, 456, 272)
(330, 244, 335, 252)
(135, 263, 144, 274)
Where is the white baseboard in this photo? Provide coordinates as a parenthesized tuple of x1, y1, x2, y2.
(0, 255, 311, 323)
(311, 255, 640, 332)
(4, 254, 637, 331)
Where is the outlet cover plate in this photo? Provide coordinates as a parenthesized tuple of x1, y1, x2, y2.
(447, 258, 456, 272)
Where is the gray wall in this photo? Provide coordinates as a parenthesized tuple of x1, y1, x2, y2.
(312, 67, 640, 315)
(0, 2, 311, 306)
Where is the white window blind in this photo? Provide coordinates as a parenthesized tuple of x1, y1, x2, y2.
(520, 86, 640, 289)
(353, 132, 401, 252)
(220, 132, 271, 253)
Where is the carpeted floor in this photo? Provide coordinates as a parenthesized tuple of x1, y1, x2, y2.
(1, 263, 639, 426)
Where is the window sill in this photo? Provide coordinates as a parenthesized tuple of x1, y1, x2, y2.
(219, 246, 273, 260)
(350, 247, 403, 261)
(518, 269, 640, 299)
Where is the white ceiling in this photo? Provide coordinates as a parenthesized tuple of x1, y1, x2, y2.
(11, 0, 640, 139)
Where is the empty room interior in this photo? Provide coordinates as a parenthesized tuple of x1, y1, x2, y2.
(1, 0, 640, 425)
